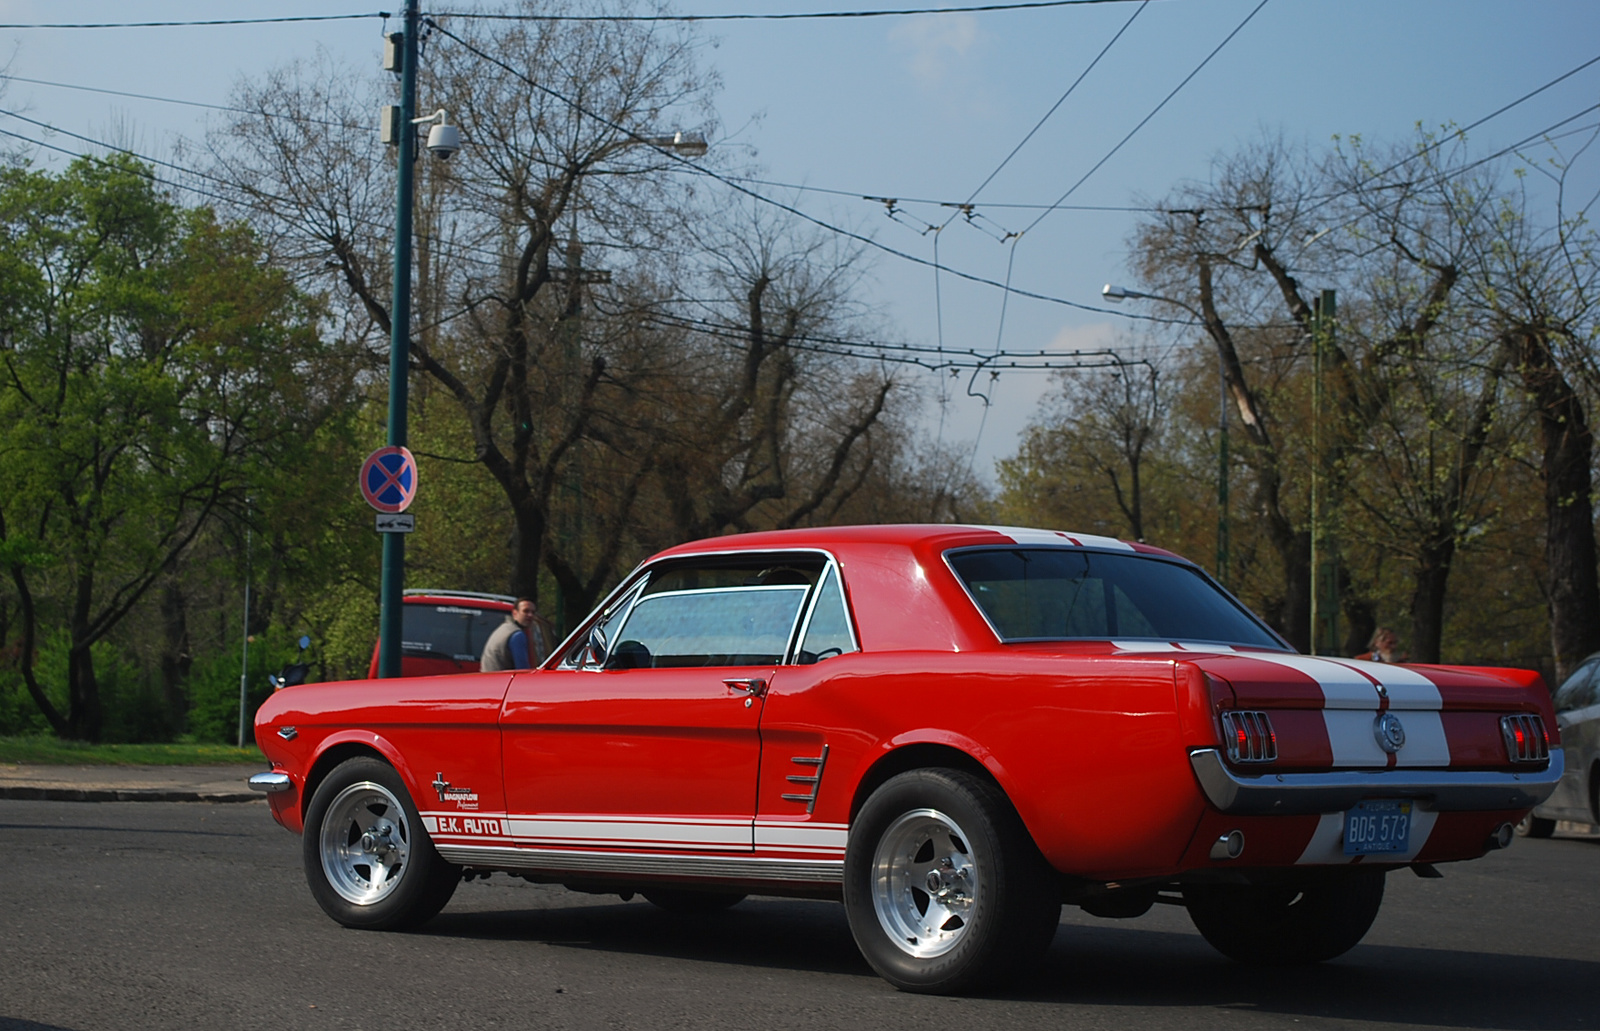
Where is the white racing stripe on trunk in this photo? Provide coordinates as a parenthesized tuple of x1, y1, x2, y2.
(1296, 808, 1439, 864)
(1320, 710, 1451, 766)
(1335, 658, 1442, 708)
(1238, 653, 1381, 709)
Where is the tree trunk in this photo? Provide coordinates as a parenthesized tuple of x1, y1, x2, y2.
(1515, 330, 1600, 681)
(158, 581, 192, 726)
(1409, 540, 1454, 664)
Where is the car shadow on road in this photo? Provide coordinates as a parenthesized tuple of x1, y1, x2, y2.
(1022, 926, 1598, 1029)
(423, 894, 875, 977)
(421, 894, 1595, 1026)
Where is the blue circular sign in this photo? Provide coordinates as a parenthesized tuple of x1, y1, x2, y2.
(360, 446, 417, 513)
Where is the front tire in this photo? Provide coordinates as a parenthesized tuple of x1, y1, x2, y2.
(844, 769, 1060, 994)
(302, 756, 460, 930)
(1184, 867, 1385, 965)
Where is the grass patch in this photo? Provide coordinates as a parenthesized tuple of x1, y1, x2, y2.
(0, 735, 265, 766)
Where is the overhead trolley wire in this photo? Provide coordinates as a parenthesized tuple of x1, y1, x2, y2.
(0, 74, 369, 131)
(954, 0, 1149, 219)
(1022, 0, 1273, 236)
(422, 19, 1184, 325)
(0, 13, 387, 30)
(430, 0, 1157, 24)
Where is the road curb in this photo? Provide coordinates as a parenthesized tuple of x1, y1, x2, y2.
(0, 786, 261, 804)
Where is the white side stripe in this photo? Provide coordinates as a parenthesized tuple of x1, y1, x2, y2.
(500, 816, 749, 850)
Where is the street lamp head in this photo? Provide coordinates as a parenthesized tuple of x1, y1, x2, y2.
(669, 130, 708, 157)
(1102, 284, 1132, 301)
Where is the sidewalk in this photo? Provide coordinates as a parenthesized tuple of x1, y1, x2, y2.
(0, 762, 262, 803)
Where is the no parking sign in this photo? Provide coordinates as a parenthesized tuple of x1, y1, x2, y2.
(360, 446, 417, 513)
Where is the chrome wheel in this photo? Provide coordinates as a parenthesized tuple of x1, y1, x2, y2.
(318, 780, 412, 906)
(870, 807, 981, 959)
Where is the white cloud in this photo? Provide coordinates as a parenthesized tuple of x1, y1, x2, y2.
(1045, 321, 1119, 353)
(889, 14, 981, 87)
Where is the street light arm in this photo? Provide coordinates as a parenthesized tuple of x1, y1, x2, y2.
(1101, 283, 1203, 322)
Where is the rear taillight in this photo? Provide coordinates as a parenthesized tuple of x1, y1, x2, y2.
(1500, 714, 1550, 763)
(1219, 710, 1278, 764)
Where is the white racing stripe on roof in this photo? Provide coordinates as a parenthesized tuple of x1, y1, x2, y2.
(1112, 640, 1237, 653)
(973, 525, 1135, 550)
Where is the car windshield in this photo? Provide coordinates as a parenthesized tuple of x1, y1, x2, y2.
(947, 547, 1282, 648)
(401, 604, 506, 661)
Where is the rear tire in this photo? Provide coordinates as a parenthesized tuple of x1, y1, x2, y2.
(302, 756, 460, 930)
(1518, 813, 1557, 838)
(1184, 867, 1385, 965)
(844, 768, 1060, 994)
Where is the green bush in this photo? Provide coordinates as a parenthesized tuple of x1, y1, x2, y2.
(184, 629, 309, 745)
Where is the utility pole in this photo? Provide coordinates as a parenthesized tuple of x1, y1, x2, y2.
(1309, 289, 1338, 654)
(377, 0, 419, 678)
(1217, 355, 1229, 587)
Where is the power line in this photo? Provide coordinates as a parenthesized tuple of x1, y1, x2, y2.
(722, 174, 1163, 212)
(423, 19, 1184, 325)
(957, 0, 1149, 214)
(0, 13, 386, 29)
(431, 0, 1157, 24)
(1296, 50, 1600, 224)
(0, 74, 367, 131)
(1022, 0, 1273, 236)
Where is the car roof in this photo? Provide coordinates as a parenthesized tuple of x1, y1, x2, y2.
(648, 524, 1187, 563)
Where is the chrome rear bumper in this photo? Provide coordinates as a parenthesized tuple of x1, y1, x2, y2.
(1189, 747, 1563, 815)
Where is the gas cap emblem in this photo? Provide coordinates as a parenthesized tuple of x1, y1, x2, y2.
(1374, 712, 1406, 754)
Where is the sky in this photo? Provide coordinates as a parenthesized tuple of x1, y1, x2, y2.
(2, 0, 1597, 482)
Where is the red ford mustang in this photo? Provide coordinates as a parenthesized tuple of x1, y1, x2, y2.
(250, 524, 1561, 993)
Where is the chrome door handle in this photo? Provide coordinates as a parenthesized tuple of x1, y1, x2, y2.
(723, 677, 767, 697)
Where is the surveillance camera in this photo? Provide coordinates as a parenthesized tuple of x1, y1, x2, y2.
(426, 123, 461, 160)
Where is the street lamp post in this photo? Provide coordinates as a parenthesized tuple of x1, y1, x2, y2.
(1103, 284, 1229, 585)
(374, 8, 707, 671)
(376, 0, 420, 679)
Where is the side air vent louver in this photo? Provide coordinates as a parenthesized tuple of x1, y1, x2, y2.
(1220, 710, 1278, 764)
(1500, 714, 1550, 764)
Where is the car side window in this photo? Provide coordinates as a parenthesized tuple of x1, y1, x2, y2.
(600, 561, 825, 669)
(796, 565, 858, 664)
(1553, 660, 1599, 713)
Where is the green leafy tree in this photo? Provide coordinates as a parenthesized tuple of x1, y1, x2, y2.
(0, 155, 340, 740)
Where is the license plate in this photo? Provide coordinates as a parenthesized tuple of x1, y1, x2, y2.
(1343, 800, 1411, 856)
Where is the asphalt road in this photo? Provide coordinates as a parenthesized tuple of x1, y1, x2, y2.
(1, 799, 1596, 1031)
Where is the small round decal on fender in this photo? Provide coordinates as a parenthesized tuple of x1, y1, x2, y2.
(1374, 712, 1406, 754)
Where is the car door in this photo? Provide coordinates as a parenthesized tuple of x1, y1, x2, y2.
(1548, 659, 1599, 820)
(499, 558, 818, 855)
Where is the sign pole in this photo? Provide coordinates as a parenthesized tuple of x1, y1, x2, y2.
(378, 0, 419, 679)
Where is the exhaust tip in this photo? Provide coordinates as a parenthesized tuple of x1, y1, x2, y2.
(1209, 829, 1245, 861)
(1487, 822, 1515, 851)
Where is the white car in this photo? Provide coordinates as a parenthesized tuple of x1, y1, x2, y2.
(1523, 653, 1600, 836)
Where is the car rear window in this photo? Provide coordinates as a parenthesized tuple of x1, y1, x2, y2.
(947, 547, 1282, 648)
(401, 604, 507, 661)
